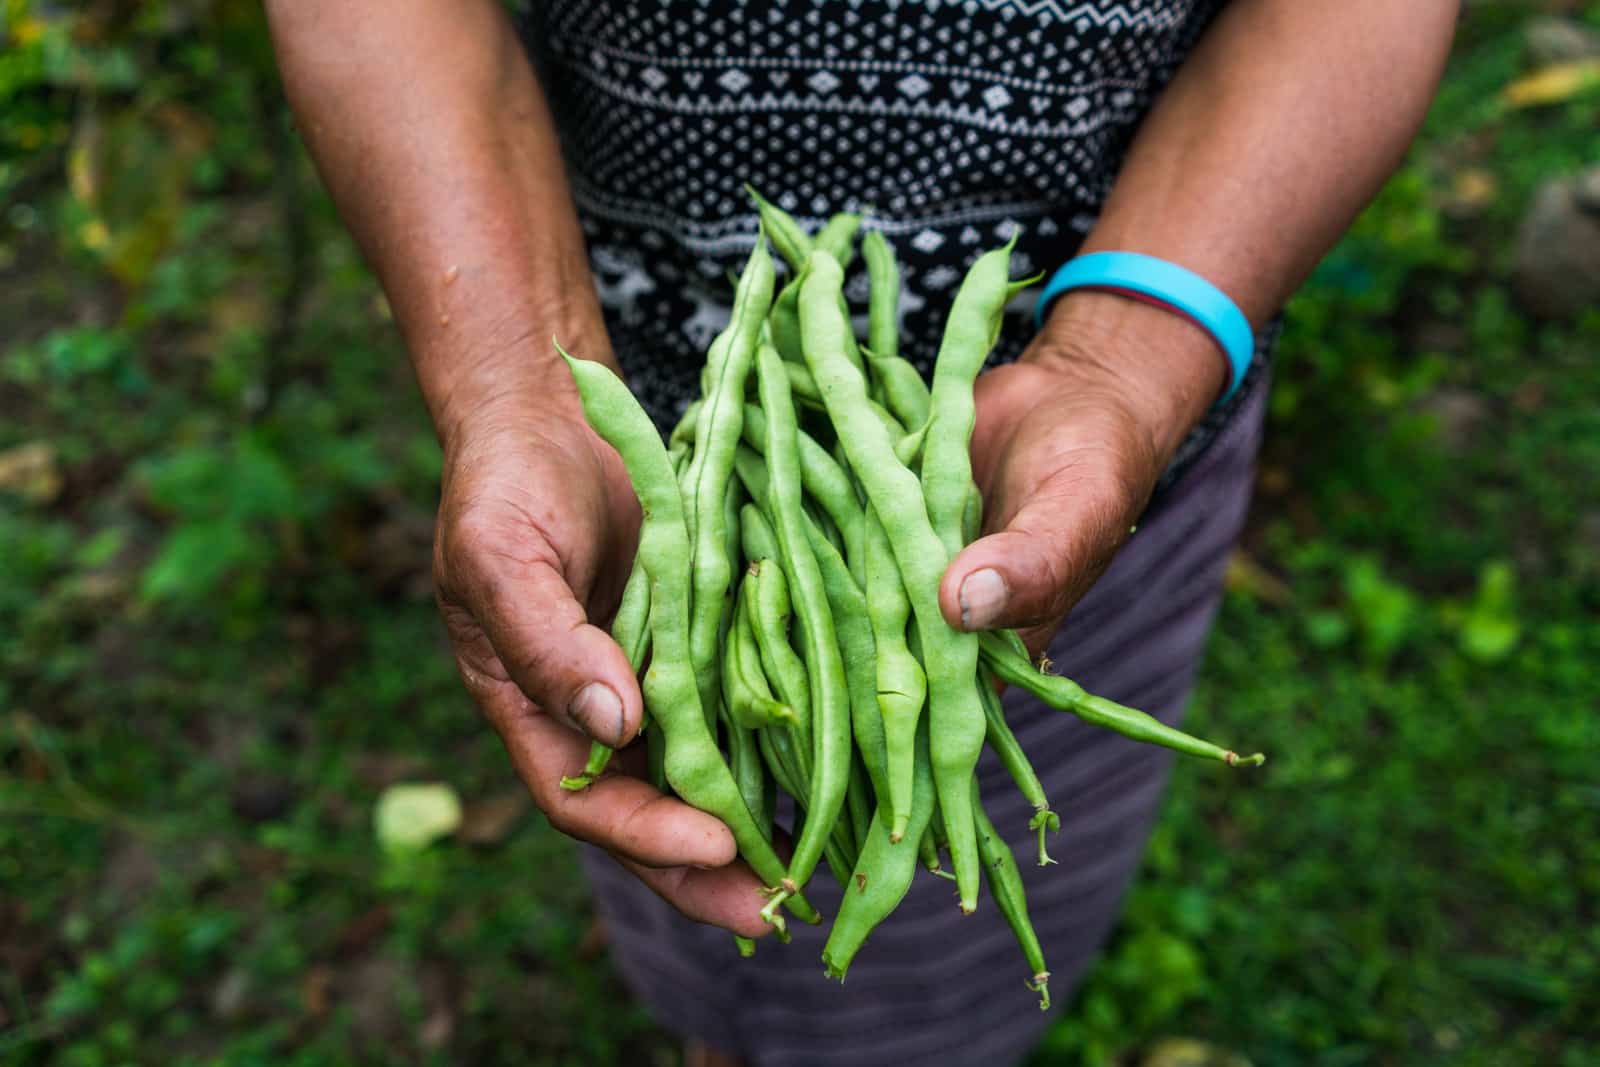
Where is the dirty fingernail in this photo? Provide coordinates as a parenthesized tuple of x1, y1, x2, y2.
(958, 568, 1007, 630)
(570, 683, 625, 746)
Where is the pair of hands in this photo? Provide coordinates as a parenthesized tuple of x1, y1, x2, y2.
(432, 292, 1224, 937)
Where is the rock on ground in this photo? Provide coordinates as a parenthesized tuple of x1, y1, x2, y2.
(1512, 167, 1600, 321)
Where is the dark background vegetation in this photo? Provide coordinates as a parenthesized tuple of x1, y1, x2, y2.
(3, 2, 1598, 1064)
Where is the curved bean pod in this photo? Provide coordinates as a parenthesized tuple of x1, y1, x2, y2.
(560, 349, 818, 927)
(863, 503, 926, 839)
(974, 782, 1051, 1010)
(753, 341, 853, 911)
(801, 515, 886, 811)
(682, 240, 774, 729)
(738, 514, 814, 737)
(723, 580, 798, 729)
(813, 212, 861, 270)
(798, 250, 986, 912)
(820, 721, 936, 980)
(978, 632, 1266, 766)
(746, 186, 813, 273)
(977, 665, 1060, 865)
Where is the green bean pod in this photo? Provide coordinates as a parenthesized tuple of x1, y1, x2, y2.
(746, 186, 814, 273)
(863, 504, 927, 839)
(784, 361, 825, 407)
(770, 273, 807, 365)
(560, 554, 652, 791)
(801, 516, 887, 808)
(862, 230, 901, 365)
(978, 632, 1266, 766)
(974, 782, 1051, 1010)
(723, 580, 798, 729)
(723, 697, 771, 842)
(918, 824, 947, 879)
(753, 691, 857, 886)
(738, 514, 814, 732)
(669, 399, 703, 454)
(820, 721, 936, 980)
(741, 403, 865, 578)
(914, 242, 1019, 909)
(920, 238, 1027, 554)
(861, 232, 933, 432)
(813, 212, 861, 270)
(753, 341, 853, 905)
(559, 349, 818, 927)
(680, 241, 773, 732)
(798, 250, 986, 912)
(738, 468, 866, 881)
(977, 665, 1060, 865)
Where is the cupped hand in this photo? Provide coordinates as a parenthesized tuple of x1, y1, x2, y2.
(432, 383, 775, 938)
(939, 291, 1228, 654)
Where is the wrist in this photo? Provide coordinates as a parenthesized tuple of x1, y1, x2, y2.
(421, 321, 613, 452)
(1025, 287, 1227, 462)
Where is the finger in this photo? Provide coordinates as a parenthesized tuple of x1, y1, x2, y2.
(939, 471, 1134, 633)
(455, 541, 644, 748)
(463, 669, 737, 869)
(614, 853, 776, 939)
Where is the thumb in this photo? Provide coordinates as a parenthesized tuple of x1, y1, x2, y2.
(938, 482, 1135, 634)
(457, 551, 645, 748)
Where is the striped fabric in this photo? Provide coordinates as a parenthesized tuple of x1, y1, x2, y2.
(579, 367, 1270, 1066)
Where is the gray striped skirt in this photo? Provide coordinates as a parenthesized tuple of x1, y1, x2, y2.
(581, 379, 1268, 1066)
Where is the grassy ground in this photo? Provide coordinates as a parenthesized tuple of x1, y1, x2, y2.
(3, 3, 1598, 1064)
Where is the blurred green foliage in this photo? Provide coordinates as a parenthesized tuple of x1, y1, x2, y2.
(3, 1, 1598, 1065)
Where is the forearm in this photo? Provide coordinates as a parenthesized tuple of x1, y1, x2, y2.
(1034, 0, 1459, 455)
(265, 0, 604, 442)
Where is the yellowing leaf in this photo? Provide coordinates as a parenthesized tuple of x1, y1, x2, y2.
(1502, 60, 1600, 108)
(374, 782, 462, 854)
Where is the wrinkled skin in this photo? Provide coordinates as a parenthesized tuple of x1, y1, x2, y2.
(432, 384, 778, 939)
(941, 292, 1226, 654)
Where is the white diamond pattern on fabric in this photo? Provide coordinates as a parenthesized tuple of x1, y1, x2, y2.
(518, 0, 1223, 431)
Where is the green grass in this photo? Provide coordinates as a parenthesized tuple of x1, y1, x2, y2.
(3, 2, 1599, 1064)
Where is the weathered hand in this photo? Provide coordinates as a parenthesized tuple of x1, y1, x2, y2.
(939, 291, 1228, 654)
(432, 385, 774, 937)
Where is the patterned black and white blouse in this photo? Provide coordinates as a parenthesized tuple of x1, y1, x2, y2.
(517, 0, 1269, 492)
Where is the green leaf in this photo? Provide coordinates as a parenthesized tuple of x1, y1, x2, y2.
(1460, 560, 1520, 663)
(1343, 556, 1418, 663)
(139, 518, 260, 602)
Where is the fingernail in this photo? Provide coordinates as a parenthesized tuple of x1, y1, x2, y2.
(958, 568, 1007, 630)
(569, 683, 625, 746)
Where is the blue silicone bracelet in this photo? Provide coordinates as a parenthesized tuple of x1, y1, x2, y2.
(1034, 251, 1253, 403)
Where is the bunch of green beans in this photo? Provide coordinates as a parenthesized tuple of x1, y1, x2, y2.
(558, 190, 1265, 1008)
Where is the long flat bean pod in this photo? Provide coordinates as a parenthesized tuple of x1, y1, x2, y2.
(681, 240, 774, 729)
(753, 341, 853, 912)
(801, 516, 886, 811)
(861, 232, 932, 431)
(798, 250, 987, 912)
(916, 241, 1024, 910)
(560, 349, 817, 927)
(820, 721, 936, 980)
(978, 632, 1266, 766)
(862, 503, 926, 839)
